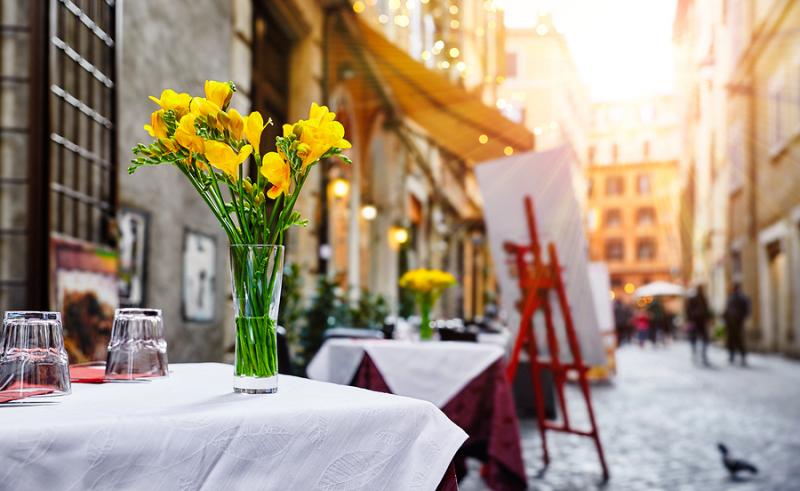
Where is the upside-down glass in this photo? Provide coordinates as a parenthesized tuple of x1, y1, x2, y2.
(0, 311, 71, 396)
(105, 308, 168, 379)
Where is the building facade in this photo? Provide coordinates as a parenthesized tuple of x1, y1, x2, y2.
(498, 13, 591, 169)
(674, 0, 800, 356)
(0, 0, 527, 362)
(586, 97, 683, 300)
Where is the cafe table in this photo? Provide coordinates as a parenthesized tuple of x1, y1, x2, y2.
(0, 363, 466, 490)
(307, 339, 527, 491)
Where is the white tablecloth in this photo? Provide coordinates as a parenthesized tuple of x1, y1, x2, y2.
(0, 363, 466, 491)
(307, 340, 504, 408)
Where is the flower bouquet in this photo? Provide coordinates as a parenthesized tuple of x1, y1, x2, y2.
(130, 81, 350, 393)
(398, 269, 456, 340)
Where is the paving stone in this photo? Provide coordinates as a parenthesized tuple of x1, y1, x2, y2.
(459, 343, 800, 490)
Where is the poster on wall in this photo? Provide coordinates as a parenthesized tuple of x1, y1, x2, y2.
(50, 235, 119, 363)
(474, 145, 606, 366)
(117, 207, 149, 307)
(182, 229, 216, 323)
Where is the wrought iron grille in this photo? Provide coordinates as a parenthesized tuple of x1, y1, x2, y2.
(0, 0, 117, 310)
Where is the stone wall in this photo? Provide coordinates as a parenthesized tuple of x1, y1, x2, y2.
(117, 0, 236, 361)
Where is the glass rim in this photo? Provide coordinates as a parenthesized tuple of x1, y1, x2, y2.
(115, 308, 162, 317)
(4, 311, 61, 321)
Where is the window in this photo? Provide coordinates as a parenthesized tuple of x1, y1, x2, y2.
(768, 75, 787, 155)
(605, 209, 622, 228)
(505, 52, 518, 79)
(636, 239, 657, 261)
(636, 207, 656, 226)
(605, 176, 624, 196)
(605, 239, 624, 262)
(636, 174, 652, 194)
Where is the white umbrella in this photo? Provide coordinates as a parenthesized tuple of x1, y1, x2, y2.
(633, 281, 686, 299)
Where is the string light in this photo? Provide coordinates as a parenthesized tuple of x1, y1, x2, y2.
(330, 178, 350, 198)
(421, 50, 431, 60)
(478, 134, 489, 144)
(624, 283, 636, 294)
(504, 146, 514, 156)
(449, 47, 460, 58)
(433, 40, 445, 51)
(388, 0, 401, 10)
(352, 1, 365, 13)
(440, 60, 450, 69)
(449, 5, 459, 14)
(450, 19, 460, 29)
(455, 61, 466, 72)
(378, 14, 389, 24)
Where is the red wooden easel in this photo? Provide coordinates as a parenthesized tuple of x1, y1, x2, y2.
(504, 195, 609, 481)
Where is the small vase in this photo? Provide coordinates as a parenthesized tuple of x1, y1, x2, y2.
(229, 244, 284, 393)
(419, 298, 433, 341)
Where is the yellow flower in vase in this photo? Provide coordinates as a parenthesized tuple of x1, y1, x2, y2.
(143, 110, 168, 140)
(174, 113, 205, 154)
(260, 152, 291, 199)
(244, 111, 269, 154)
(204, 141, 252, 179)
(223, 108, 245, 141)
(204, 80, 234, 110)
(148, 89, 192, 117)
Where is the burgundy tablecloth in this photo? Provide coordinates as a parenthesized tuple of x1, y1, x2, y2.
(352, 355, 527, 491)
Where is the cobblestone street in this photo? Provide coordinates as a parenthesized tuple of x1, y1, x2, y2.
(461, 342, 800, 490)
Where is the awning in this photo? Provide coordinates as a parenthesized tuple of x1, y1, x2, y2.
(341, 15, 534, 165)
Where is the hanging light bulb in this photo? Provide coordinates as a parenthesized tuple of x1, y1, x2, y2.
(361, 204, 378, 221)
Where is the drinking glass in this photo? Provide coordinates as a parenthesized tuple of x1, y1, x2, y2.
(0, 311, 71, 396)
(105, 308, 168, 379)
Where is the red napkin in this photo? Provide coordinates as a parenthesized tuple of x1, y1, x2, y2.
(69, 365, 154, 383)
(0, 386, 55, 403)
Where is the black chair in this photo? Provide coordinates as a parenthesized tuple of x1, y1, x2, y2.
(438, 327, 478, 342)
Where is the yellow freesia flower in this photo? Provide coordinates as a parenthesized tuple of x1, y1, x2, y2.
(289, 103, 352, 170)
(144, 110, 168, 140)
(260, 152, 291, 199)
(204, 80, 233, 110)
(399, 269, 456, 293)
(174, 113, 205, 154)
(244, 111, 268, 152)
(204, 141, 252, 179)
(190, 97, 221, 119)
(225, 108, 245, 141)
(148, 89, 192, 116)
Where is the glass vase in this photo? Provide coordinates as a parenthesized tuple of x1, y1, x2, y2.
(419, 295, 434, 341)
(229, 244, 284, 394)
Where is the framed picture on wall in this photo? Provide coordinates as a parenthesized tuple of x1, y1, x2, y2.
(182, 229, 216, 323)
(117, 207, 149, 307)
(50, 235, 119, 363)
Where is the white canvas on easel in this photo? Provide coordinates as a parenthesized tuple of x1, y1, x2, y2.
(475, 145, 606, 366)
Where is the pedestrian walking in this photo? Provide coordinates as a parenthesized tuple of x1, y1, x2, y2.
(647, 297, 667, 346)
(685, 285, 712, 365)
(614, 299, 633, 346)
(724, 283, 751, 365)
(633, 309, 650, 348)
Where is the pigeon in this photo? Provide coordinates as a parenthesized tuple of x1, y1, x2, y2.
(718, 443, 758, 479)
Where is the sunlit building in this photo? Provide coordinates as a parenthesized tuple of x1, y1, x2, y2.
(586, 97, 683, 300)
(674, 0, 800, 355)
(497, 12, 591, 167)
